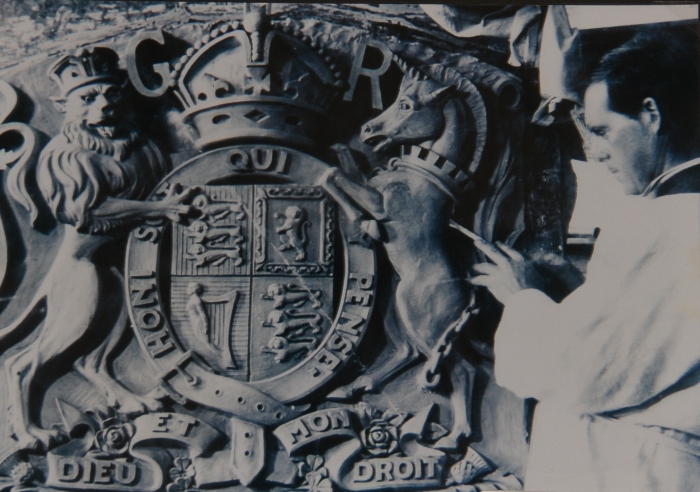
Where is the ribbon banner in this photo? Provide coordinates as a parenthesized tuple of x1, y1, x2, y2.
(46, 433, 163, 492)
(46, 411, 225, 491)
(274, 408, 357, 454)
(325, 439, 446, 491)
(130, 412, 225, 455)
(46, 453, 161, 492)
(274, 405, 448, 491)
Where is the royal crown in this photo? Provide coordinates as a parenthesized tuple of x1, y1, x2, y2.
(170, 5, 345, 150)
(49, 47, 125, 97)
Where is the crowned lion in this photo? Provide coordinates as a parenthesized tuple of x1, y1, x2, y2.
(0, 47, 195, 451)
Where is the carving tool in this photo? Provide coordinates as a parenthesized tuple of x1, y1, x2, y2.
(449, 220, 487, 243)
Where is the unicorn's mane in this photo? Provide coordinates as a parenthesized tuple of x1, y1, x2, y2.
(393, 55, 488, 176)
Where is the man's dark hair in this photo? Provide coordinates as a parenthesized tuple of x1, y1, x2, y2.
(591, 28, 700, 159)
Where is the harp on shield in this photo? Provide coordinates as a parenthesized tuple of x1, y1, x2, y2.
(188, 290, 239, 369)
(200, 289, 240, 369)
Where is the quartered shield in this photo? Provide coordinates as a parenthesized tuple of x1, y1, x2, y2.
(170, 182, 335, 379)
(126, 144, 377, 424)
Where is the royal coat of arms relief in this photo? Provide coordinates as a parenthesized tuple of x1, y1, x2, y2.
(0, 4, 560, 491)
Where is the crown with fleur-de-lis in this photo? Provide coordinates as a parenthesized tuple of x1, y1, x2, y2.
(49, 47, 125, 97)
(170, 4, 345, 150)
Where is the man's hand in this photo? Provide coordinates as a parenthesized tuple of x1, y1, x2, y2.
(469, 240, 544, 305)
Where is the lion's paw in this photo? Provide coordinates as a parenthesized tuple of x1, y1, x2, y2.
(15, 426, 65, 451)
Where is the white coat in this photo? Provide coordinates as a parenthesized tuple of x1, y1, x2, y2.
(494, 161, 700, 491)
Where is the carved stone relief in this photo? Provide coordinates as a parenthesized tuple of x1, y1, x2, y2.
(0, 3, 552, 491)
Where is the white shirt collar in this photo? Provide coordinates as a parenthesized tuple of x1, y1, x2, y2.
(642, 157, 700, 197)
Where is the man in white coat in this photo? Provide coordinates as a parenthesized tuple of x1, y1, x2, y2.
(471, 30, 700, 491)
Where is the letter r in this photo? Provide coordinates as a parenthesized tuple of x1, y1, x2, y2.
(343, 39, 393, 109)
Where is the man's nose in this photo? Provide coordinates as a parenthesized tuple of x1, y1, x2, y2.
(587, 139, 610, 162)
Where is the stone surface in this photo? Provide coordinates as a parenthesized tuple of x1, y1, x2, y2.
(0, 3, 596, 491)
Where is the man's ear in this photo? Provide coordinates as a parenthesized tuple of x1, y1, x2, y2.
(640, 97, 661, 135)
(51, 96, 67, 113)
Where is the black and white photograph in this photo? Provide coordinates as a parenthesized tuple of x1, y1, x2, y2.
(0, 3, 697, 491)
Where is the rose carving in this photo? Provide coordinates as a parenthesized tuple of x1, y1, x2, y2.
(94, 418, 135, 458)
(360, 419, 400, 457)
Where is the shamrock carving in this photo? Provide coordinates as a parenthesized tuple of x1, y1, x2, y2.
(167, 457, 197, 492)
(298, 455, 333, 492)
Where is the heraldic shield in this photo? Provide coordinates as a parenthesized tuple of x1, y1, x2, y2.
(126, 144, 377, 421)
(123, 5, 378, 423)
(170, 183, 335, 378)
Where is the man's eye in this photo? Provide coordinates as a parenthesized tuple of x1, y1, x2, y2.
(81, 95, 95, 103)
(399, 101, 412, 111)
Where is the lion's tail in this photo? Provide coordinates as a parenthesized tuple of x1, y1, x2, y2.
(0, 122, 42, 226)
(300, 220, 310, 249)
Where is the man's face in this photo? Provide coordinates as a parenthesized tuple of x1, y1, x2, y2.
(583, 82, 659, 195)
(64, 82, 123, 138)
